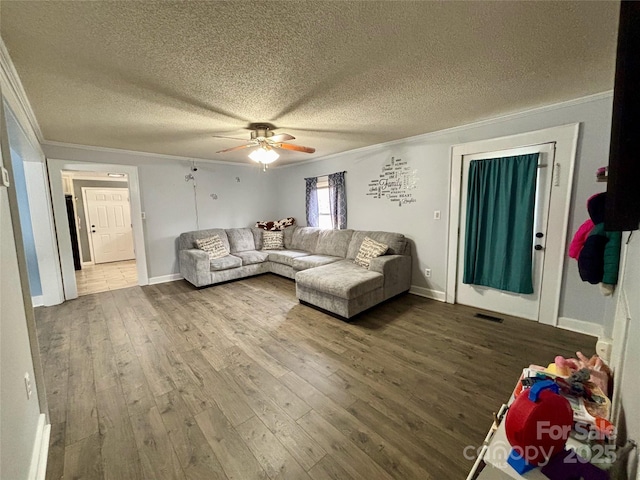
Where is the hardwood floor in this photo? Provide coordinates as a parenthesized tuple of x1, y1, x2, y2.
(36, 274, 595, 480)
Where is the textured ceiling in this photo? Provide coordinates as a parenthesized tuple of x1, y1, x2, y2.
(0, 1, 620, 166)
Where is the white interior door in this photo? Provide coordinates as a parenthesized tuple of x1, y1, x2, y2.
(84, 187, 135, 264)
(456, 144, 555, 321)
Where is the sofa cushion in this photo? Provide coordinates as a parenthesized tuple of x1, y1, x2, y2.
(210, 255, 242, 271)
(266, 250, 310, 267)
(179, 228, 230, 252)
(283, 225, 296, 249)
(262, 231, 284, 250)
(354, 237, 389, 268)
(234, 250, 268, 266)
(226, 228, 256, 253)
(292, 255, 343, 271)
(315, 229, 354, 257)
(251, 227, 264, 250)
(347, 231, 407, 259)
(291, 227, 321, 252)
(295, 260, 383, 300)
(196, 235, 229, 260)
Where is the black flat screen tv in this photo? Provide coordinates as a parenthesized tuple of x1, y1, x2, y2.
(606, 0, 640, 232)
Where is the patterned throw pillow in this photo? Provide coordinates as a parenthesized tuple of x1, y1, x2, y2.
(195, 235, 229, 260)
(262, 231, 284, 250)
(354, 237, 388, 268)
(255, 217, 295, 231)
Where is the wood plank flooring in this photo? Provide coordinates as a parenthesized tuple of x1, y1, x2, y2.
(35, 274, 595, 480)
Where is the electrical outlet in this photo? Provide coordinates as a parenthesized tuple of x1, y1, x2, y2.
(424, 268, 431, 278)
(141, 212, 146, 220)
(434, 210, 441, 220)
(24, 373, 32, 399)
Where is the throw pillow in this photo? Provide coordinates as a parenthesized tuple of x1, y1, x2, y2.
(262, 231, 284, 250)
(255, 220, 276, 231)
(273, 217, 295, 230)
(255, 217, 295, 231)
(354, 236, 388, 268)
(195, 235, 229, 260)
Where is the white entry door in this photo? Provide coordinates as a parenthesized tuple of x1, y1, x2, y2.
(84, 187, 135, 264)
(456, 143, 555, 321)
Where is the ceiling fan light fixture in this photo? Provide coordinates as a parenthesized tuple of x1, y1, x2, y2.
(249, 146, 279, 164)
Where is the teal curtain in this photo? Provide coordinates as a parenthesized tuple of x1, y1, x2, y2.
(463, 153, 539, 294)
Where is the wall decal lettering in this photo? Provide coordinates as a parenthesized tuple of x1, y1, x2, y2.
(366, 157, 418, 206)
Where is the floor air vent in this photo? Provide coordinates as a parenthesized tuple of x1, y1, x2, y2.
(474, 313, 504, 323)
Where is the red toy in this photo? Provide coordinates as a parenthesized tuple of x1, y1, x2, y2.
(505, 380, 574, 473)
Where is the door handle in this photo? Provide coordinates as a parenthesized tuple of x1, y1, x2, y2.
(534, 245, 544, 251)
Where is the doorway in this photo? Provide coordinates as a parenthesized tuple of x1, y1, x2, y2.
(50, 162, 147, 300)
(60, 172, 140, 296)
(446, 124, 579, 326)
(455, 144, 554, 321)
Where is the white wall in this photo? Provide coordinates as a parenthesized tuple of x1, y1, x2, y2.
(42, 144, 280, 280)
(0, 119, 44, 480)
(610, 231, 640, 478)
(273, 93, 615, 330)
(4, 101, 63, 306)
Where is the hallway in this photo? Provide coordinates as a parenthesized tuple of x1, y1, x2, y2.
(75, 260, 137, 296)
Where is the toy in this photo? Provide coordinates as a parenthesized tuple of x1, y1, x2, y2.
(553, 352, 611, 397)
(505, 380, 574, 474)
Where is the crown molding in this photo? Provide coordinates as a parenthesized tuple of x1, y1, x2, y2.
(275, 90, 614, 169)
(0, 37, 44, 149)
(41, 140, 261, 168)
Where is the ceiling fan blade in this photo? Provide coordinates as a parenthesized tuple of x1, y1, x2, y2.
(268, 133, 295, 143)
(276, 143, 316, 154)
(211, 135, 247, 140)
(216, 144, 253, 154)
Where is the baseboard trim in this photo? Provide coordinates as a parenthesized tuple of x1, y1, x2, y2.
(28, 414, 50, 480)
(148, 273, 183, 285)
(557, 317, 604, 338)
(409, 286, 446, 302)
(31, 295, 44, 307)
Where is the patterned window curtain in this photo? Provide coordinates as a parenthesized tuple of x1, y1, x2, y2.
(328, 171, 347, 229)
(305, 176, 319, 227)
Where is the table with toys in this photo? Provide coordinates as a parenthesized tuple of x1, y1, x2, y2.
(468, 352, 615, 480)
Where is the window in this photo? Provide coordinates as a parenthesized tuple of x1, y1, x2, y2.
(305, 171, 346, 229)
(316, 176, 333, 229)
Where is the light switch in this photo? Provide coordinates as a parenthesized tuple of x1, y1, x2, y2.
(1, 167, 9, 187)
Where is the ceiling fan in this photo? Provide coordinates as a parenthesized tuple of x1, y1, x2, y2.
(215, 124, 316, 169)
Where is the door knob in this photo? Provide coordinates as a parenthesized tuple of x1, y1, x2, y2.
(534, 245, 544, 251)
(536, 232, 544, 238)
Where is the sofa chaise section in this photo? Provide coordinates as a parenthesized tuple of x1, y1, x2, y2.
(295, 231, 411, 318)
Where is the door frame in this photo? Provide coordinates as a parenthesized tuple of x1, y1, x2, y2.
(82, 186, 134, 265)
(47, 160, 148, 300)
(446, 124, 580, 326)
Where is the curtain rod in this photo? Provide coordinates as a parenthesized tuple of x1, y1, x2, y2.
(305, 171, 347, 180)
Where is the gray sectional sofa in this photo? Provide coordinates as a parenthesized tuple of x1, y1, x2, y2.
(178, 226, 411, 318)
